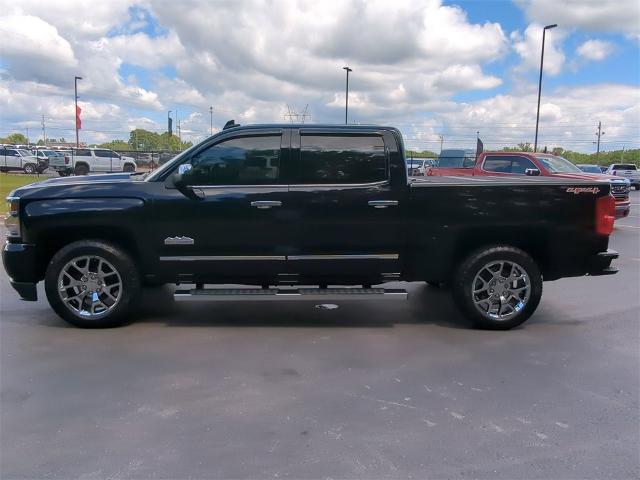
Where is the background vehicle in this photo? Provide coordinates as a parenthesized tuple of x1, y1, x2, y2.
(3, 124, 618, 331)
(429, 151, 631, 218)
(578, 164, 604, 174)
(67, 148, 137, 175)
(606, 163, 640, 190)
(0, 147, 47, 173)
(407, 158, 428, 176)
(436, 149, 476, 168)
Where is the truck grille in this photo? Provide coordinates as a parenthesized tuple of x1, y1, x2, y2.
(611, 183, 629, 200)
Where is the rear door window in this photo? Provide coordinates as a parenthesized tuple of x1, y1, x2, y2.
(613, 164, 637, 170)
(297, 134, 387, 184)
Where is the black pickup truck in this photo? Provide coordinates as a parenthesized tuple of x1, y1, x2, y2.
(3, 123, 619, 330)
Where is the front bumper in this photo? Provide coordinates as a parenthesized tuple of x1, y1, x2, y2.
(2, 242, 39, 301)
(615, 201, 631, 219)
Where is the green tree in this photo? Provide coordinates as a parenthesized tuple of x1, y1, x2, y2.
(98, 140, 130, 151)
(406, 149, 438, 158)
(1, 133, 28, 144)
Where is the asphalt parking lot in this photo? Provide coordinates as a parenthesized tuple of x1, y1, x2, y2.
(1, 192, 639, 479)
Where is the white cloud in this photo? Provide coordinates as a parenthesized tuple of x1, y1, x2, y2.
(430, 84, 640, 152)
(0, 14, 78, 85)
(576, 39, 614, 62)
(0, 0, 637, 153)
(516, 0, 640, 37)
(511, 23, 566, 76)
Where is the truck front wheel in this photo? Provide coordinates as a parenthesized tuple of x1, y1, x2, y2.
(44, 240, 140, 328)
(452, 246, 542, 330)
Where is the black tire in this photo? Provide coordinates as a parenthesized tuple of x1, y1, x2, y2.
(74, 164, 89, 175)
(123, 164, 135, 173)
(45, 240, 140, 328)
(23, 163, 36, 174)
(58, 170, 70, 177)
(452, 245, 542, 330)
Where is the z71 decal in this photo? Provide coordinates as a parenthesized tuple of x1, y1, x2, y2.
(566, 187, 600, 195)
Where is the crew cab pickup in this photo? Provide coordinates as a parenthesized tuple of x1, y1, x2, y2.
(428, 151, 631, 219)
(2, 124, 619, 330)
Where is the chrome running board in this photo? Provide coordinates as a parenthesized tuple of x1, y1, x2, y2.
(174, 287, 408, 302)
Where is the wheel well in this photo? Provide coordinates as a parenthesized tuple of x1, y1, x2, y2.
(452, 228, 550, 276)
(74, 161, 89, 170)
(35, 227, 140, 279)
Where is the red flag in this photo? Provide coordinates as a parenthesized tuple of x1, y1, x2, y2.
(76, 105, 82, 130)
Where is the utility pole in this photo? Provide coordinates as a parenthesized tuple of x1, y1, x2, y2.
(209, 106, 213, 135)
(595, 121, 605, 155)
(533, 24, 557, 153)
(42, 115, 46, 146)
(439, 134, 444, 153)
(343, 66, 352, 124)
(26, 127, 29, 146)
(74, 76, 82, 148)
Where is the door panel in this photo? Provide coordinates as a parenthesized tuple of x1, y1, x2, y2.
(287, 129, 404, 278)
(151, 130, 292, 282)
(153, 185, 290, 279)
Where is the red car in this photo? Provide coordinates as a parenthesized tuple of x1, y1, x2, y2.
(427, 151, 631, 219)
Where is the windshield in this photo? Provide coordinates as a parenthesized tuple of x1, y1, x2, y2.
(535, 155, 582, 173)
(578, 165, 601, 174)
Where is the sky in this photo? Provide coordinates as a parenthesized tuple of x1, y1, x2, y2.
(0, 0, 638, 153)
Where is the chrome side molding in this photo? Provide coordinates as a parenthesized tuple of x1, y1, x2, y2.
(160, 254, 399, 261)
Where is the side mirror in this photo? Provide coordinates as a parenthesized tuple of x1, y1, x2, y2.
(525, 168, 541, 176)
(169, 163, 192, 188)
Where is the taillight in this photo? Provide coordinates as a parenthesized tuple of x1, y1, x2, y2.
(64, 155, 70, 164)
(595, 194, 615, 235)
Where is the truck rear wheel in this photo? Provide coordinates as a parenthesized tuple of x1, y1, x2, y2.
(45, 240, 140, 328)
(452, 246, 542, 330)
(74, 164, 89, 175)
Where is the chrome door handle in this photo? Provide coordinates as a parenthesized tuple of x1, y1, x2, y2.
(251, 200, 283, 209)
(368, 200, 399, 209)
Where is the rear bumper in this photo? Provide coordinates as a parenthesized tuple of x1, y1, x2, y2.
(2, 242, 39, 300)
(587, 249, 619, 276)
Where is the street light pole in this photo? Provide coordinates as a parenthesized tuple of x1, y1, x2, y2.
(209, 106, 213, 135)
(533, 24, 557, 153)
(343, 66, 352, 124)
(74, 76, 82, 148)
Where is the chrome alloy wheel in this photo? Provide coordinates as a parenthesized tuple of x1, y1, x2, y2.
(471, 260, 531, 321)
(57, 255, 123, 318)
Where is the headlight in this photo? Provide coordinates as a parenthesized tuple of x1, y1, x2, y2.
(5, 197, 20, 238)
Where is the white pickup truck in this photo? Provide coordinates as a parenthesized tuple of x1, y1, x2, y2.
(50, 148, 137, 176)
(606, 163, 640, 190)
